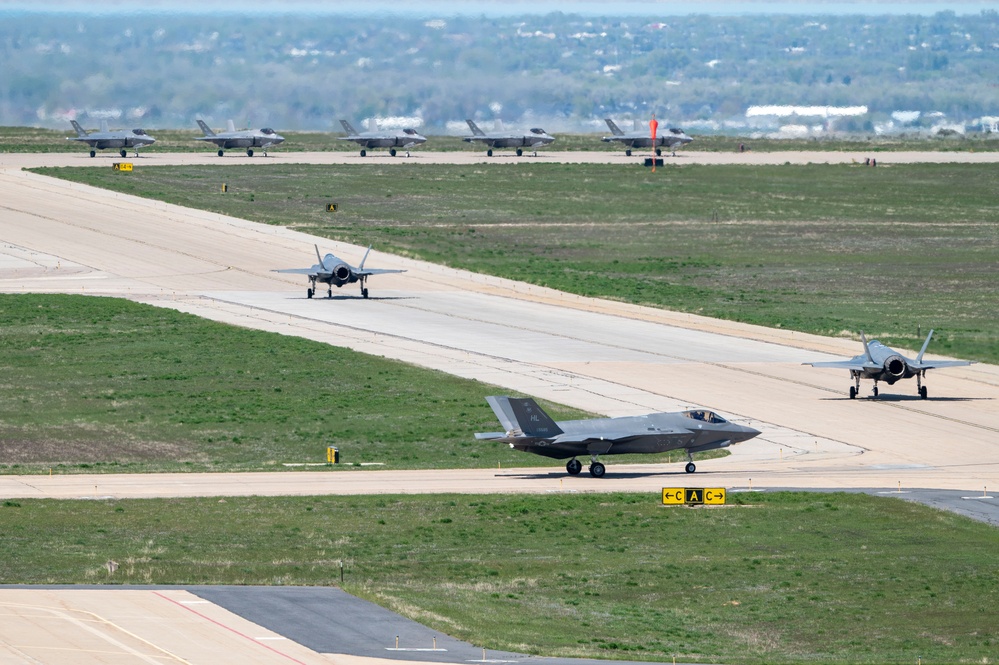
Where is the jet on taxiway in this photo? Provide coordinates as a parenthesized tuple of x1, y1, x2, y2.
(601, 118, 693, 157)
(338, 119, 426, 157)
(67, 120, 155, 158)
(194, 119, 285, 157)
(463, 119, 555, 157)
(273, 245, 405, 299)
(805, 329, 974, 399)
(476, 396, 759, 477)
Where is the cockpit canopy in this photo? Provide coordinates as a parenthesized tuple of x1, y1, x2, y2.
(530, 128, 547, 134)
(132, 129, 148, 135)
(683, 409, 727, 424)
(403, 128, 420, 135)
(261, 128, 276, 134)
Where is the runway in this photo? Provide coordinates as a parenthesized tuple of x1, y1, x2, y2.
(1, 151, 998, 664)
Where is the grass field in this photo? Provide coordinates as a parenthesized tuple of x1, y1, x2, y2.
(35, 161, 999, 364)
(4, 125, 998, 154)
(2, 491, 997, 664)
(0, 293, 730, 474)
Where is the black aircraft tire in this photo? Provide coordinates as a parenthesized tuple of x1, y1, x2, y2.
(307, 288, 313, 299)
(120, 149, 127, 158)
(685, 462, 696, 473)
(90, 150, 96, 157)
(487, 149, 493, 157)
(516, 148, 523, 156)
(849, 386, 857, 399)
(247, 149, 254, 157)
(218, 149, 224, 157)
(625, 149, 632, 157)
(589, 462, 606, 478)
(362, 288, 369, 299)
(873, 387, 879, 397)
(390, 148, 397, 157)
(656, 148, 662, 156)
(566, 459, 582, 475)
(360, 149, 366, 157)
(920, 386, 928, 399)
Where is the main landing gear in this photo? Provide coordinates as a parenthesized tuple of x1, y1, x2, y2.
(247, 148, 254, 157)
(120, 149, 127, 158)
(917, 371, 928, 399)
(565, 456, 606, 477)
(685, 451, 696, 473)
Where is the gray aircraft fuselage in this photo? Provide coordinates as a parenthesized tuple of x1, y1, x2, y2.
(195, 120, 284, 156)
(476, 396, 759, 477)
(68, 120, 155, 156)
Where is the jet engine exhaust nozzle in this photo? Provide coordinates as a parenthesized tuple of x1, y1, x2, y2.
(333, 264, 352, 281)
(885, 355, 907, 379)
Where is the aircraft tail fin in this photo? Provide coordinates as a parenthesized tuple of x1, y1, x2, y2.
(196, 119, 216, 136)
(70, 120, 88, 137)
(465, 119, 486, 136)
(915, 329, 935, 363)
(226, 119, 236, 132)
(100, 119, 109, 133)
(604, 118, 624, 136)
(485, 396, 564, 439)
(860, 331, 876, 364)
(340, 119, 358, 135)
(314, 244, 331, 271)
(358, 245, 372, 270)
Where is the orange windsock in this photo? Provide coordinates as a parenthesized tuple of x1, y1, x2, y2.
(650, 115, 659, 171)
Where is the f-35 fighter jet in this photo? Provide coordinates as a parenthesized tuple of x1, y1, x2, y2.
(463, 119, 555, 157)
(476, 396, 760, 477)
(338, 119, 426, 157)
(805, 329, 974, 399)
(274, 245, 405, 299)
(601, 118, 693, 157)
(67, 120, 155, 158)
(195, 119, 285, 157)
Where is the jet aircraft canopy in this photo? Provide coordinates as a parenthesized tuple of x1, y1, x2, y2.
(683, 410, 728, 424)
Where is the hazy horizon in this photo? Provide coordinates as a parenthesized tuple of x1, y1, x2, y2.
(0, 0, 995, 15)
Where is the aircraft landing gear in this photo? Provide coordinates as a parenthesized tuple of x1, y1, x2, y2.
(917, 372, 928, 399)
(566, 458, 582, 475)
(90, 150, 96, 157)
(247, 148, 254, 157)
(656, 148, 662, 156)
(406, 151, 411, 157)
(685, 451, 696, 473)
(873, 384, 879, 398)
(487, 149, 493, 157)
(120, 149, 127, 158)
(390, 148, 397, 156)
(218, 149, 225, 157)
(360, 149, 367, 157)
(589, 461, 606, 478)
(362, 288, 369, 299)
(516, 148, 523, 157)
(327, 287, 333, 298)
(849, 386, 857, 399)
(307, 287, 313, 299)
(625, 149, 632, 157)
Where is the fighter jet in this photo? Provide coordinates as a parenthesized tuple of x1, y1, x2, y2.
(338, 119, 426, 157)
(601, 118, 693, 157)
(463, 119, 555, 157)
(805, 329, 974, 399)
(273, 244, 405, 299)
(67, 120, 155, 158)
(194, 119, 285, 157)
(476, 396, 760, 477)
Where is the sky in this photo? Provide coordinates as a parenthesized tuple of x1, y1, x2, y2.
(0, 0, 994, 14)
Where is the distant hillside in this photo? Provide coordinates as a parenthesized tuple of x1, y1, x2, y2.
(1, 10, 997, 132)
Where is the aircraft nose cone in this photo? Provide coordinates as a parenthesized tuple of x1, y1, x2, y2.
(737, 424, 761, 442)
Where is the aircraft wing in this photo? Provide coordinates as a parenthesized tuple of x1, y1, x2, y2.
(805, 360, 880, 370)
(274, 268, 319, 275)
(355, 268, 406, 277)
(909, 359, 974, 371)
(553, 431, 645, 445)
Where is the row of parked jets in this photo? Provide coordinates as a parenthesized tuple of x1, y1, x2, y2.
(67, 118, 693, 158)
